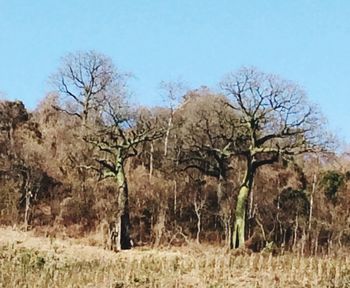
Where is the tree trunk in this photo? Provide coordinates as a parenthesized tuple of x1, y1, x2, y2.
(149, 142, 154, 182)
(194, 202, 201, 244)
(293, 215, 299, 252)
(217, 175, 224, 205)
(173, 180, 177, 227)
(232, 185, 249, 248)
(24, 190, 31, 231)
(154, 206, 166, 247)
(196, 215, 201, 244)
(308, 174, 316, 233)
(20, 168, 31, 231)
(226, 219, 232, 248)
(113, 165, 132, 250)
(164, 112, 173, 157)
(232, 165, 254, 249)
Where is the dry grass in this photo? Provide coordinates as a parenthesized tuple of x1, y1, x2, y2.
(0, 227, 350, 287)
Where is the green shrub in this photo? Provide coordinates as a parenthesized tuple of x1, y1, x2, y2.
(320, 170, 344, 201)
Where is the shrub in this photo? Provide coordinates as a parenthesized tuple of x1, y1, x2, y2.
(320, 170, 344, 201)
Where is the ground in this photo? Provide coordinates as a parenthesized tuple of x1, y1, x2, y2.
(0, 226, 349, 287)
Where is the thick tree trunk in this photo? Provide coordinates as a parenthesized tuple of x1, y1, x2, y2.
(112, 165, 132, 251)
(232, 165, 254, 249)
(232, 185, 249, 248)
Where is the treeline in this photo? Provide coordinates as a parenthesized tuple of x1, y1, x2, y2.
(1, 51, 349, 254)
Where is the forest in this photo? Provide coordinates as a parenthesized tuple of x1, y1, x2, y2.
(1, 50, 349, 258)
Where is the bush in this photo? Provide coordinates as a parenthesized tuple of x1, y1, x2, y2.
(320, 170, 344, 201)
(0, 180, 20, 225)
(58, 196, 96, 228)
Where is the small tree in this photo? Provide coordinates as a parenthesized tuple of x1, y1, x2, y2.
(159, 80, 187, 157)
(220, 67, 329, 248)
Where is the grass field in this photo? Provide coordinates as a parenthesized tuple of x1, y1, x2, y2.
(0, 227, 349, 287)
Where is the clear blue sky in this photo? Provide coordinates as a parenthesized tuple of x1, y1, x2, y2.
(1, 1, 350, 143)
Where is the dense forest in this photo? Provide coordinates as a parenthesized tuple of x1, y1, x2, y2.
(1, 50, 349, 255)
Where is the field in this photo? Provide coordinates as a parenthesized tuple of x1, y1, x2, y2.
(0, 227, 349, 287)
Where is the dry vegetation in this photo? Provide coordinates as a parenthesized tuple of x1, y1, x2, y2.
(0, 227, 349, 288)
(2, 52, 350, 287)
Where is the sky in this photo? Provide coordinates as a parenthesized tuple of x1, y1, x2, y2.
(0, 0, 350, 143)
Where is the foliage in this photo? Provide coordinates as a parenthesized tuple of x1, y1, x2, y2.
(277, 188, 310, 218)
(320, 170, 344, 201)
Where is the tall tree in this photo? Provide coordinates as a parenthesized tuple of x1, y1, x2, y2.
(176, 88, 240, 247)
(84, 103, 164, 250)
(220, 67, 329, 248)
(52, 51, 164, 250)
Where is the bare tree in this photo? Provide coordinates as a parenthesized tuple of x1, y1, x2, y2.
(176, 88, 239, 247)
(188, 176, 207, 244)
(220, 67, 330, 248)
(52, 51, 164, 250)
(84, 103, 164, 250)
(159, 80, 187, 157)
(51, 50, 128, 127)
(157, 80, 187, 223)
